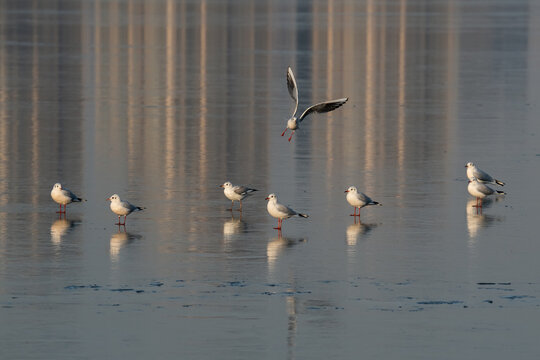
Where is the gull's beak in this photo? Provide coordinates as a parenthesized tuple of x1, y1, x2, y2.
(106, 197, 111, 201)
(344, 190, 349, 193)
(464, 165, 468, 168)
(265, 197, 269, 200)
(219, 184, 224, 188)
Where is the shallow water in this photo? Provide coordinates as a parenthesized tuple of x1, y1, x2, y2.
(1, 0, 540, 359)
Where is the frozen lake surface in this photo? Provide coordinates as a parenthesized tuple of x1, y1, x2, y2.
(1, 0, 540, 359)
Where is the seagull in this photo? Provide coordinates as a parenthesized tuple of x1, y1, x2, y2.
(106, 194, 145, 226)
(465, 162, 505, 186)
(344, 186, 381, 217)
(50, 183, 84, 213)
(282, 67, 348, 142)
(467, 178, 505, 208)
(265, 193, 308, 230)
(219, 181, 258, 211)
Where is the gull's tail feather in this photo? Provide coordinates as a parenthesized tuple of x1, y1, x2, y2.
(495, 179, 505, 186)
(496, 190, 506, 195)
(298, 213, 309, 218)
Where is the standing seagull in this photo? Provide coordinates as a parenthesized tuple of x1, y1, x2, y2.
(467, 178, 505, 208)
(107, 194, 145, 226)
(344, 186, 381, 217)
(265, 193, 309, 230)
(50, 183, 84, 213)
(465, 162, 505, 186)
(281, 67, 348, 142)
(220, 181, 258, 211)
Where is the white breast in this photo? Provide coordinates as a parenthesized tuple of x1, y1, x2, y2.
(224, 187, 244, 201)
(51, 188, 72, 205)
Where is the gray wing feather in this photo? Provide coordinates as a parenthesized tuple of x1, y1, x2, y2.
(275, 203, 297, 216)
(233, 186, 257, 196)
(298, 98, 348, 122)
(474, 168, 494, 183)
(477, 183, 495, 196)
(357, 192, 371, 203)
(62, 189, 79, 201)
(287, 67, 299, 117)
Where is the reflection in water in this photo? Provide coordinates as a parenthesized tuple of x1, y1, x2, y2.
(346, 220, 378, 246)
(267, 233, 307, 277)
(50, 217, 79, 246)
(110, 228, 142, 262)
(466, 199, 504, 240)
(222, 213, 247, 243)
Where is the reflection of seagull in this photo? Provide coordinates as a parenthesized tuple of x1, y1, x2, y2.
(467, 178, 505, 208)
(50, 183, 84, 213)
(466, 199, 503, 238)
(281, 67, 348, 142)
(346, 221, 377, 246)
(219, 181, 258, 211)
(465, 162, 505, 186)
(223, 214, 247, 241)
(106, 194, 145, 225)
(110, 231, 141, 261)
(50, 218, 76, 245)
(265, 193, 308, 230)
(267, 233, 306, 272)
(344, 186, 381, 218)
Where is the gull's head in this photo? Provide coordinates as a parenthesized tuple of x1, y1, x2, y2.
(107, 194, 120, 202)
(345, 186, 357, 194)
(465, 162, 475, 168)
(53, 183, 63, 190)
(265, 193, 277, 201)
(220, 181, 232, 189)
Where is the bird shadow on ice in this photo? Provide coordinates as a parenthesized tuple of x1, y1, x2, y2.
(466, 199, 505, 239)
(50, 215, 81, 246)
(346, 218, 379, 246)
(110, 227, 142, 262)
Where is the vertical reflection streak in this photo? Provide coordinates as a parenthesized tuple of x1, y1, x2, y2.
(397, 0, 407, 205)
(199, 0, 208, 194)
(164, 0, 176, 199)
(364, 0, 376, 185)
(325, 0, 334, 182)
(31, 4, 40, 207)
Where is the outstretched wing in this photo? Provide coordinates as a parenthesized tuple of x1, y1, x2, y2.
(287, 67, 299, 117)
(298, 98, 348, 123)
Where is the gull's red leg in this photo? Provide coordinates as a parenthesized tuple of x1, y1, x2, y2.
(288, 131, 295, 142)
(281, 128, 288, 136)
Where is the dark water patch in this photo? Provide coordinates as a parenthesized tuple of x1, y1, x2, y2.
(218, 281, 246, 288)
(110, 288, 134, 292)
(477, 282, 511, 286)
(98, 303, 120, 307)
(65, 284, 101, 290)
(136, 290, 144, 293)
(417, 300, 464, 305)
(149, 281, 164, 287)
(502, 295, 535, 300)
(483, 300, 494, 303)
